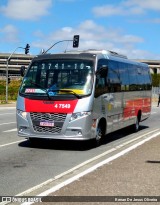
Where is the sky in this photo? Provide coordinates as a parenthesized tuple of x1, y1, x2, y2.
(0, 0, 160, 60)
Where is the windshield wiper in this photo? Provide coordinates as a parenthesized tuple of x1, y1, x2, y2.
(29, 81, 82, 99)
(49, 89, 82, 99)
(29, 80, 51, 100)
(60, 89, 82, 99)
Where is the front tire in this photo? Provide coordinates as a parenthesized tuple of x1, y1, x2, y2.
(94, 121, 106, 147)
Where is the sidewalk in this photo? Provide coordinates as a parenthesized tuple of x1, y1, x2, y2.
(0, 102, 16, 107)
(40, 135, 160, 205)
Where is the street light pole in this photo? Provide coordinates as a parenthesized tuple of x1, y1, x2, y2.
(6, 58, 9, 103)
(5, 46, 25, 103)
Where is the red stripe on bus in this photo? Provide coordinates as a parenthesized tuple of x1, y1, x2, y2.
(123, 97, 151, 118)
(25, 98, 78, 113)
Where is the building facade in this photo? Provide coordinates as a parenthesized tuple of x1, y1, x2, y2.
(136, 59, 160, 74)
(0, 53, 34, 76)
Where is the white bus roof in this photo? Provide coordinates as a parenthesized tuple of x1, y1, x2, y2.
(36, 49, 148, 67)
(65, 49, 128, 59)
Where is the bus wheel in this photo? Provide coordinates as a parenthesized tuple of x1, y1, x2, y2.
(133, 115, 140, 132)
(94, 122, 105, 147)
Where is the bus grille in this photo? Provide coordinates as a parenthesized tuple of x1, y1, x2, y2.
(30, 112, 67, 134)
(30, 112, 67, 122)
(33, 125, 61, 134)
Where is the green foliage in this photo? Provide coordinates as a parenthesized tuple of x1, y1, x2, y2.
(151, 74, 160, 87)
(0, 79, 22, 102)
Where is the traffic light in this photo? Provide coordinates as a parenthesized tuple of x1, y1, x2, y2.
(25, 44, 30, 54)
(73, 35, 79, 48)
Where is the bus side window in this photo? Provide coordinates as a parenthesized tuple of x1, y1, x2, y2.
(119, 63, 129, 91)
(95, 59, 108, 97)
(136, 67, 145, 90)
(107, 60, 121, 92)
(142, 67, 152, 90)
(128, 64, 138, 91)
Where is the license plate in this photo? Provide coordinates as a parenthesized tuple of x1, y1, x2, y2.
(40, 121, 54, 127)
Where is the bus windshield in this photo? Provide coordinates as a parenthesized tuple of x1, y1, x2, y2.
(19, 59, 94, 98)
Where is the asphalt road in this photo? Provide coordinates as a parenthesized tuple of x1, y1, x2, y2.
(0, 103, 159, 199)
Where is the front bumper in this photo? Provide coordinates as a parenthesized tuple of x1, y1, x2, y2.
(16, 110, 94, 141)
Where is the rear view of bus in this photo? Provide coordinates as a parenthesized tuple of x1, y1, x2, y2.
(16, 49, 152, 145)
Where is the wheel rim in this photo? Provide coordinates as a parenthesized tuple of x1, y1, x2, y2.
(135, 117, 139, 131)
(96, 127, 102, 142)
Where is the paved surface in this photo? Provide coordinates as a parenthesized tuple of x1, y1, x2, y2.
(1, 101, 160, 205)
(0, 102, 16, 107)
(39, 135, 160, 205)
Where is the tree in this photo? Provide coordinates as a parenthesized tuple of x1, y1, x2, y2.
(151, 74, 160, 87)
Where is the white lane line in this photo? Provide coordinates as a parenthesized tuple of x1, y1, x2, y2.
(0, 139, 26, 148)
(3, 128, 17, 132)
(0, 107, 15, 110)
(36, 132, 160, 196)
(0, 113, 15, 116)
(17, 129, 160, 194)
(0, 122, 16, 126)
(16, 149, 117, 197)
(19, 129, 160, 205)
(115, 129, 159, 149)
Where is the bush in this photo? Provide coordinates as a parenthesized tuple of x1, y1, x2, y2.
(151, 74, 160, 87)
(0, 79, 22, 102)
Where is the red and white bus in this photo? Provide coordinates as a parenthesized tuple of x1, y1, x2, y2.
(16, 49, 152, 145)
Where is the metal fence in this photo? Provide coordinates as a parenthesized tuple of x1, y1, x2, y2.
(152, 87, 159, 105)
(152, 87, 159, 98)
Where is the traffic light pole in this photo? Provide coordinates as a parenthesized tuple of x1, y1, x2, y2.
(44, 40, 73, 54)
(6, 59, 9, 104)
(5, 46, 24, 103)
(44, 35, 79, 54)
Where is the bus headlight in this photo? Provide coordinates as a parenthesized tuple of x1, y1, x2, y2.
(70, 111, 91, 122)
(17, 110, 27, 120)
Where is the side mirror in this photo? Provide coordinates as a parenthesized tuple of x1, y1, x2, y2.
(96, 66, 108, 77)
(20, 66, 26, 77)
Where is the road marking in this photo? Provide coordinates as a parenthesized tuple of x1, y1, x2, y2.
(0, 139, 26, 148)
(0, 113, 15, 116)
(3, 128, 17, 132)
(16, 129, 160, 205)
(21, 130, 159, 205)
(0, 107, 15, 110)
(17, 128, 160, 193)
(115, 129, 159, 149)
(0, 122, 16, 126)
